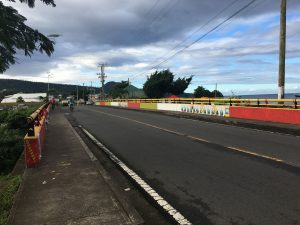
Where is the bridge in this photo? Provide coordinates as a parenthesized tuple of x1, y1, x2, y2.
(13, 99, 300, 225)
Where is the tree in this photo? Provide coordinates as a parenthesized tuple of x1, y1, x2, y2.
(194, 86, 223, 98)
(211, 90, 223, 98)
(143, 69, 193, 98)
(0, 0, 56, 73)
(110, 81, 129, 99)
(16, 96, 24, 103)
(143, 70, 173, 98)
(170, 76, 193, 95)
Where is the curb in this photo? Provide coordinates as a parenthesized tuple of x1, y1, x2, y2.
(81, 127, 192, 225)
(66, 118, 144, 225)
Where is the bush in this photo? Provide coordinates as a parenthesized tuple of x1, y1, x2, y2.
(0, 106, 37, 174)
(0, 127, 24, 174)
(0, 175, 21, 225)
(0, 111, 9, 124)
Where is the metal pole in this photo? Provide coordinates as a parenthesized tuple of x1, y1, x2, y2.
(76, 85, 78, 102)
(47, 72, 50, 93)
(278, 0, 286, 99)
(215, 83, 217, 98)
(97, 64, 107, 100)
(128, 78, 130, 98)
(83, 83, 85, 101)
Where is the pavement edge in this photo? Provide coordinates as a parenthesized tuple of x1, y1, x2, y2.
(80, 126, 193, 225)
(66, 117, 144, 225)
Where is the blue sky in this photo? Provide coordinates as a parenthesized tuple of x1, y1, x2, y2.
(2, 0, 300, 95)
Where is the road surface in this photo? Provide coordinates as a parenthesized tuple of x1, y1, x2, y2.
(70, 105, 300, 225)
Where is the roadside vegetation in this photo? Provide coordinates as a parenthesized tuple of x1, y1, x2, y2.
(0, 107, 38, 173)
(143, 69, 193, 98)
(0, 106, 38, 225)
(0, 175, 21, 225)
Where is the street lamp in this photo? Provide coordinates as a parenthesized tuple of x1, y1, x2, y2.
(47, 72, 53, 93)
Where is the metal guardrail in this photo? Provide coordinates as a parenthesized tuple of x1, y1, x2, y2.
(27, 103, 49, 136)
(99, 98, 300, 109)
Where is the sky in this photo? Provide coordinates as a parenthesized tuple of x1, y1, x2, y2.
(2, 0, 300, 95)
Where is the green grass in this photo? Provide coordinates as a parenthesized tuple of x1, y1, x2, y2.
(0, 106, 38, 175)
(0, 175, 21, 225)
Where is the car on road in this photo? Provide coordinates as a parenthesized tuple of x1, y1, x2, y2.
(86, 101, 94, 105)
(61, 100, 69, 106)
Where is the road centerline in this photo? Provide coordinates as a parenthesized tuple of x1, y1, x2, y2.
(84, 107, 286, 165)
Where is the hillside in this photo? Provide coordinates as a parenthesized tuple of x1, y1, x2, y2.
(105, 81, 146, 98)
(0, 79, 97, 95)
(0, 79, 145, 99)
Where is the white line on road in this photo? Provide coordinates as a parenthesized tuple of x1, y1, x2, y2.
(81, 127, 193, 225)
(84, 107, 287, 164)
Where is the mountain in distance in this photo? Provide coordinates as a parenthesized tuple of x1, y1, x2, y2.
(104, 81, 146, 98)
(0, 79, 145, 99)
(0, 78, 98, 95)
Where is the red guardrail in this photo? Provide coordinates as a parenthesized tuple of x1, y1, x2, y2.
(24, 103, 50, 168)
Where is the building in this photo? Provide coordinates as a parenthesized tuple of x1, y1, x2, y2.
(1, 93, 47, 103)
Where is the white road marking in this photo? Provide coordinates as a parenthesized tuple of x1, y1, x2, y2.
(84, 107, 287, 164)
(82, 128, 192, 225)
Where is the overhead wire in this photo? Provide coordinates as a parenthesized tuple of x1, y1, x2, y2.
(152, 0, 240, 65)
(131, 0, 241, 81)
(132, 0, 257, 79)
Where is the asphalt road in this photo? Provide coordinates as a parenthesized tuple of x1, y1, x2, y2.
(71, 105, 300, 225)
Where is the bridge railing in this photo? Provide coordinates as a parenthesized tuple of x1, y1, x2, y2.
(24, 103, 50, 168)
(99, 98, 300, 109)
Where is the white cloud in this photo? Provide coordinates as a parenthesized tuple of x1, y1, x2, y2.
(2, 0, 300, 94)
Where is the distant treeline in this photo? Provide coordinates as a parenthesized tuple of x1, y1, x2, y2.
(0, 79, 100, 97)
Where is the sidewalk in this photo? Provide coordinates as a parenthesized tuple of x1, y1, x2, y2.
(10, 110, 142, 225)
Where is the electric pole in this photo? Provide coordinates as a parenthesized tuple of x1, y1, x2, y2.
(83, 83, 85, 102)
(97, 64, 107, 99)
(47, 72, 52, 94)
(76, 85, 78, 103)
(215, 83, 218, 98)
(278, 0, 286, 99)
(128, 78, 130, 98)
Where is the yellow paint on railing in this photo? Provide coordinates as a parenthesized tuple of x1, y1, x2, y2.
(105, 102, 111, 106)
(140, 103, 157, 110)
(100, 97, 299, 109)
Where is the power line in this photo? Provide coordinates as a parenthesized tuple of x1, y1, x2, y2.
(213, 0, 265, 34)
(152, 0, 240, 65)
(148, 0, 180, 28)
(144, 0, 160, 18)
(133, 0, 257, 79)
(132, 0, 164, 44)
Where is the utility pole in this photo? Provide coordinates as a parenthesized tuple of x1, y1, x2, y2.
(278, 0, 286, 99)
(83, 83, 85, 102)
(76, 85, 78, 103)
(128, 78, 130, 98)
(97, 64, 107, 99)
(47, 72, 52, 94)
(214, 83, 218, 98)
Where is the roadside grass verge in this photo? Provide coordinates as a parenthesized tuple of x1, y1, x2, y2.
(0, 106, 40, 225)
(0, 106, 38, 174)
(0, 175, 21, 225)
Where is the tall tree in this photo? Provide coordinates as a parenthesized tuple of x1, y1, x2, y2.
(16, 96, 24, 103)
(170, 76, 193, 95)
(194, 86, 223, 98)
(110, 81, 129, 99)
(143, 69, 193, 98)
(0, 0, 56, 73)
